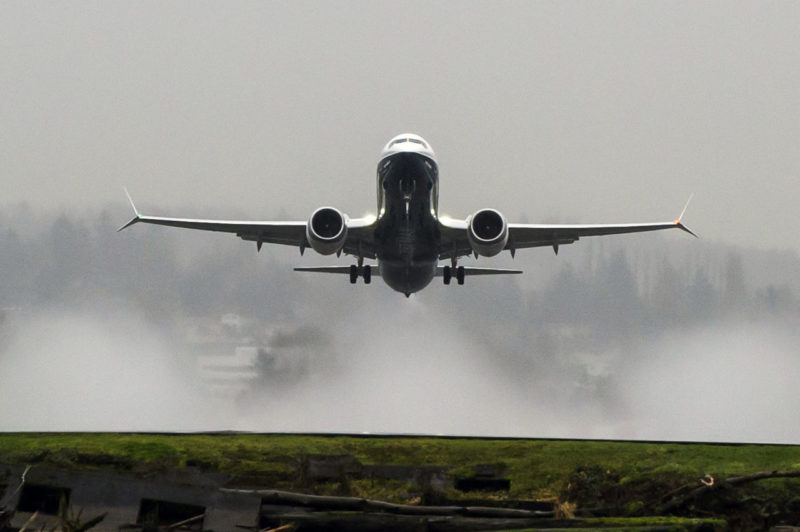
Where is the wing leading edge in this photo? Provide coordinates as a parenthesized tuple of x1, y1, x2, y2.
(438, 199, 696, 260)
(506, 219, 696, 252)
(118, 190, 377, 256)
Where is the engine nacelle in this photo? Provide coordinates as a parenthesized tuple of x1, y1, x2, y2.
(306, 206, 348, 255)
(467, 208, 508, 257)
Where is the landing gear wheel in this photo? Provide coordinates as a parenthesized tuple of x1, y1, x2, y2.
(363, 264, 372, 284)
(443, 265, 451, 285)
(456, 266, 465, 285)
(349, 264, 358, 284)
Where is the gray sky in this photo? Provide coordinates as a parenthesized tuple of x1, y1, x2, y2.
(3, 2, 800, 441)
(2, 1, 799, 252)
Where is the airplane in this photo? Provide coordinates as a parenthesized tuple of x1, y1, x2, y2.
(120, 133, 695, 297)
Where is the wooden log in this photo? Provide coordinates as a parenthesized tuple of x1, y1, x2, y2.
(463, 506, 541, 518)
(262, 512, 577, 532)
(166, 513, 204, 529)
(226, 488, 553, 519)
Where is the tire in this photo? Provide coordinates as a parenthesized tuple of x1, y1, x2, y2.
(443, 265, 451, 285)
(349, 264, 358, 284)
(456, 266, 465, 285)
(363, 264, 372, 284)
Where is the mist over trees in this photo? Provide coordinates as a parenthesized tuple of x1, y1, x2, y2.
(1, 207, 797, 348)
(1, 207, 799, 438)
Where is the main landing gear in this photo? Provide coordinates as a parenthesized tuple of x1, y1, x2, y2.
(349, 264, 372, 284)
(442, 265, 465, 285)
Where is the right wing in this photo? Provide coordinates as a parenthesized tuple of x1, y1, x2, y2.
(118, 190, 377, 256)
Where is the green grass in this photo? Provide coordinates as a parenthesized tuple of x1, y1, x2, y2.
(499, 516, 727, 531)
(1, 433, 798, 503)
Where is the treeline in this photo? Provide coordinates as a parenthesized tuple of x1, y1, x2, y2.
(0, 209, 797, 338)
(532, 246, 796, 337)
(0, 208, 305, 323)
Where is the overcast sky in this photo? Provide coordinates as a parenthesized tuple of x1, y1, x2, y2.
(4, 2, 800, 441)
(2, 1, 799, 252)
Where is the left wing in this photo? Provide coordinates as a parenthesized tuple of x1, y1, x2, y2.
(505, 219, 696, 254)
(438, 202, 696, 260)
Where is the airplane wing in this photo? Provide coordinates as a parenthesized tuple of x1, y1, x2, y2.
(505, 219, 696, 253)
(438, 201, 696, 260)
(118, 190, 378, 257)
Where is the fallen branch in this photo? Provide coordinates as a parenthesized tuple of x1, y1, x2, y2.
(17, 510, 39, 532)
(0, 464, 31, 507)
(166, 513, 204, 529)
(260, 525, 295, 532)
(223, 488, 554, 519)
(658, 469, 800, 514)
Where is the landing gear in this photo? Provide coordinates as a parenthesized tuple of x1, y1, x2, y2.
(350, 263, 372, 284)
(443, 263, 465, 286)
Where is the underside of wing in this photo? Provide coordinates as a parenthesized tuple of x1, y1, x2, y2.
(119, 191, 379, 257)
(120, 213, 307, 247)
(437, 212, 695, 259)
(508, 220, 695, 251)
(340, 218, 379, 259)
(436, 218, 472, 260)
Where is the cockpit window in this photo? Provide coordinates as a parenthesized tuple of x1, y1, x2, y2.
(390, 138, 428, 149)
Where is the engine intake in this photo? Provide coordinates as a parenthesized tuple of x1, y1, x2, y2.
(306, 206, 348, 255)
(468, 208, 508, 257)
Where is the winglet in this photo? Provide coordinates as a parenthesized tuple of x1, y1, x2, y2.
(124, 187, 139, 215)
(674, 194, 697, 238)
(678, 193, 693, 222)
(117, 188, 141, 232)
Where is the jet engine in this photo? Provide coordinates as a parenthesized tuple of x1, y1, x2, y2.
(467, 208, 508, 257)
(306, 206, 348, 255)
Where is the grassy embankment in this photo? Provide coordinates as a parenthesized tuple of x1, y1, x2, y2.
(1, 433, 798, 503)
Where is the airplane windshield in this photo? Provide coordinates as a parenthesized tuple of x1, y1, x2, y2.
(390, 138, 428, 149)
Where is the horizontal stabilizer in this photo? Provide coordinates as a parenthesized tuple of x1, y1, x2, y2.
(435, 266, 523, 276)
(294, 266, 381, 276)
